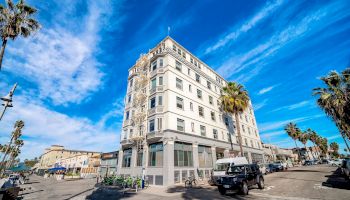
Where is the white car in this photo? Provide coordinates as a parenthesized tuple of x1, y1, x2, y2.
(329, 159, 343, 167)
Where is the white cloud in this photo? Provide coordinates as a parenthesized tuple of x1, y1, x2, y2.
(253, 99, 268, 110)
(258, 115, 323, 132)
(327, 135, 342, 140)
(203, 0, 284, 55)
(258, 85, 275, 95)
(260, 130, 285, 138)
(4, 0, 124, 106)
(0, 94, 121, 160)
(272, 100, 314, 112)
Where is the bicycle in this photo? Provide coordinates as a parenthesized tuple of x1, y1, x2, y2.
(185, 176, 197, 188)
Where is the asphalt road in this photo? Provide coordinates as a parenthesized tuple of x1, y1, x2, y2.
(20, 165, 350, 200)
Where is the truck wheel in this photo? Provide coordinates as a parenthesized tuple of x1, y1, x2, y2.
(258, 177, 264, 189)
(240, 181, 249, 195)
(218, 186, 226, 195)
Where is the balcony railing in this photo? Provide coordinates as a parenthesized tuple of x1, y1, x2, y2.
(148, 106, 164, 116)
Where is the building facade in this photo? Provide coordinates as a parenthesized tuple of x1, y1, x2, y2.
(117, 37, 264, 186)
(262, 143, 297, 163)
(99, 151, 119, 177)
(38, 145, 100, 173)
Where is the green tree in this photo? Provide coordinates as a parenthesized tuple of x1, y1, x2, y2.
(0, 120, 24, 175)
(299, 131, 312, 160)
(0, 0, 40, 70)
(220, 82, 250, 156)
(285, 123, 302, 161)
(306, 129, 321, 159)
(329, 142, 339, 158)
(313, 68, 350, 151)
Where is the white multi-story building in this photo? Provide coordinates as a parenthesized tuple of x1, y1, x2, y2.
(117, 36, 264, 186)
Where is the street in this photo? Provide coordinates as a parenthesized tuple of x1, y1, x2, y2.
(19, 165, 350, 200)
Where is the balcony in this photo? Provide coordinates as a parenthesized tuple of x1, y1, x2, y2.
(149, 86, 164, 95)
(147, 131, 164, 142)
(150, 68, 165, 78)
(148, 106, 164, 116)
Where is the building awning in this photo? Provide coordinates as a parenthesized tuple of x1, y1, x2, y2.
(48, 167, 66, 171)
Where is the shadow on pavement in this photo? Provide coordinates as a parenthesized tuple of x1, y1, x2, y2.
(64, 187, 95, 200)
(167, 185, 253, 200)
(24, 181, 40, 184)
(322, 168, 350, 190)
(85, 184, 137, 200)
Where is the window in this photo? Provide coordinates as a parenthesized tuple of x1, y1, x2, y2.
(194, 60, 197, 67)
(198, 146, 213, 168)
(128, 95, 132, 103)
(126, 111, 130, 120)
(213, 129, 218, 139)
(248, 127, 251, 135)
(150, 97, 156, 108)
(190, 102, 193, 111)
(152, 61, 157, 71)
(209, 96, 213, 105)
(159, 76, 163, 85)
(245, 115, 248, 122)
(198, 106, 204, 117)
(149, 143, 163, 166)
(159, 58, 163, 67)
(174, 142, 193, 167)
(137, 150, 143, 166)
(157, 118, 162, 131)
(175, 61, 182, 71)
(198, 64, 201, 69)
(187, 68, 191, 75)
(190, 57, 193, 63)
(189, 84, 192, 92)
(129, 79, 133, 88)
(195, 73, 200, 83)
(242, 125, 245, 132)
(250, 140, 254, 147)
(176, 78, 183, 90)
(151, 78, 156, 89)
(122, 149, 132, 167)
(224, 117, 229, 126)
(149, 119, 155, 132)
(217, 100, 220, 107)
(191, 122, 194, 132)
(211, 111, 216, 121)
(129, 129, 133, 138)
(197, 89, 202, 99)
(158, 96, 163, 106)
(244, 138, 248, 146)
(176, 97, 184, 109)
(182, 51, 186, 58)
(200, 125, 206, 136)
(173, 44, 176, 51)
(177, 118, 185, 132)
(207, 81, 211, 89)
(177, 48, 182, 55)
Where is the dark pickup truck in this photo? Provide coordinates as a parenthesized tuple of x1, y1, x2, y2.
(216, 164, 264, 195)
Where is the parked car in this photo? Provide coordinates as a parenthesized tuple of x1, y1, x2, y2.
(212, 157, 249, 185)
(258, 164, 267, 175)
(217, 164, 264, 195)
(303, 160, 315, 166)
(267, 163, 278, 172)
(274, 161, 287, 170)
(341, 158, 350, 180)
(321, 159, 330, 164)
(273, 162, 285, 171)
(329, 159, 343, 167)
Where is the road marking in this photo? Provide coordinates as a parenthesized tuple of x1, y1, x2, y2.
(250, 192, 314, 200)
(313, 183, 332, 190)
(262, 185, 275, 191)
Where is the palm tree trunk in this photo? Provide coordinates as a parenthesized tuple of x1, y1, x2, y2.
(309, 144, 316, 160)
(0, 39, 7, 71)
(341, 132, 350, 152)
(0, 135, 14, 176)
(304, 144, 310, 160)
(294, 140, 301, 162)
(235, 113, 244, 157)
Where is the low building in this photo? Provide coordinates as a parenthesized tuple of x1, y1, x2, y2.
(99, 151, 118, 177)
(37, 145, 101, 175)
(292, 146, 324, 161)
(263, 144, 297, 163)
(81, 154, 100, 178)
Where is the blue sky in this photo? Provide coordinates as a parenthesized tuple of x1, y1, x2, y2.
(0, 0, 349, 160)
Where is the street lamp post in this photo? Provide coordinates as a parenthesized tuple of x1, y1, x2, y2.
(0, 83, 17, 121)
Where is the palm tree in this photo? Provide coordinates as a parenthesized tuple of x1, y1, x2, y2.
(0, 0, 40, 70)
(317, 137, 329, 157)
(329, 142, 339, 158)
(220, 82, 250, 157)
(299, 131, 312, 160)
(306, 129, 321, 159)
(285, 123, 302, 161)
(0, 120, 24, 175)
(313, 68, 350, 150)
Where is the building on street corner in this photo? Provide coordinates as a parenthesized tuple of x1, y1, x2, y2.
(117, 36, 265, 186)
(98, 151, 119, 177)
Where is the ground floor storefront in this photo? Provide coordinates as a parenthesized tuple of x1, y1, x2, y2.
(117, 130, 264, 186)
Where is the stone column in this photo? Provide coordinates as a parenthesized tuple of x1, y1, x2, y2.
(247, 152, 253, 163)
(211, 146, 217, 166)
(192, 143, 199, 178)
(117, 149, 123, 175)
(224, 148, 229, 158)
(163, 139, 174, 186)
(131, 146, 138, 168)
